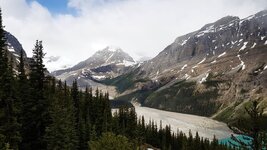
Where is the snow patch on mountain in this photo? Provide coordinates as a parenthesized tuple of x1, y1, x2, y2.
(239, 42, 248, 51)
(251, 42, 257, 48)
(92, 75, 106, 80)
(218, 52, 226, 58)
(232, 55, 245, 70)
(199, 73, 209, 83)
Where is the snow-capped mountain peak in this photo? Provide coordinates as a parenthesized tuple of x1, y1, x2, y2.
(103, 46, 123, 52)
(52, 46, 136, 91)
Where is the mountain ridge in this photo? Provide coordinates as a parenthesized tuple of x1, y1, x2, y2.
(101, 10, 267, 123)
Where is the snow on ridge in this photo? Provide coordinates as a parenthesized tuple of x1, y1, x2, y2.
(211, 60, 217, 64)
(239, 42, 248, 51)
(7, 46, 15, 52)
(199, 73, 209, 84)
(231, 41, 237, 45)
(181, 64, 188, 70)
(105, 53, 114, 63)
(180, 37, 190, 46)
(192, 58, 206, 70)
(265, 40, 267, 45)
(251, 42, 256, 48)
(218, 52, 226, 58)
(92, 75, 106, 80)
(264, 65, 267, 70)
(116, 60, 136, 67)
(197, 58, 206, 65)
(232, 55, 245, 70)
(196, 25, 215, 37)
(183, 74, 190, 80)
(261, 36, 265, 40)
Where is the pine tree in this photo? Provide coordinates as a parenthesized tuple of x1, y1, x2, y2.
(83, 86, 92, 149)
(21, 40, 48, 149)
(0, 8, 7, 148)
(0, 8, 21, 150)
(63, 81, 78, 149)
(45, 80, 78, 150)
(17, 49, 27, 111)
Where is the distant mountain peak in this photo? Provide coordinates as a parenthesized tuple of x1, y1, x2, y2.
(52, 46, 135, 78)
(102, 46, 123, 52)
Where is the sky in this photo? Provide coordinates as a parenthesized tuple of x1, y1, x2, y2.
(0, 0, 267, 71)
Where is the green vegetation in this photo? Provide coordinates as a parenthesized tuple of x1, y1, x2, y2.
(89, 132, 134, 150)
(144, 80, 219, 116)
(101, 71, 137, 93)
(228, 100, 267, 150)
(101, 68, 148, 93)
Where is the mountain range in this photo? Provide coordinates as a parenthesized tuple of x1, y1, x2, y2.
(98, 10, 267, 124)
(6, 10, 267, 125)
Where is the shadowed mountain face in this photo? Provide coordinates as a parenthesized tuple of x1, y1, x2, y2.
(4, 31, 29, 73)
(101, 10, 267, 122)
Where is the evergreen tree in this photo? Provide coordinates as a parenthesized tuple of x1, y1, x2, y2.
(17, 49, 28, 112)
(21, 40, 48, 149)
(230, 100, 266, 150)
(0, 8, 7, 148)
(45, 80, 78, 150)
(89, 132, 134, 150)
(0, 8, 20, 150)
(83, 86, 92, 149)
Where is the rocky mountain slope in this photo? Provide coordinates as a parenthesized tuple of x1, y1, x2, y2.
(52, 46, 136, 97)
(103, 10, 267, 123)
(4, 31, 29, 72)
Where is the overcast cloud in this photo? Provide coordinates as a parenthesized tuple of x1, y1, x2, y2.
(0, 0, 267, 71)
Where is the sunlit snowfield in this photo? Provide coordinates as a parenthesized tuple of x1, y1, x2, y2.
(116, 105, 233, 140)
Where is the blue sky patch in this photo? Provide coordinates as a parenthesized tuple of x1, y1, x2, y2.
(26, 0, 75, 14)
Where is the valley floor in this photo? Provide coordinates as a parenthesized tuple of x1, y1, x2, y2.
(133, 105, 233, 140)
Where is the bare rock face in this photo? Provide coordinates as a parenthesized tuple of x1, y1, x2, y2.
(110, 10, 267, 121)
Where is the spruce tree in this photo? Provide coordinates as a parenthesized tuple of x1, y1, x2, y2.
(21, 40, 48, 149)
(45, 80, 78, 150)
(0, 8, 21, 150)
(0, 8, 7, 148)
(83, 86, 92, 149)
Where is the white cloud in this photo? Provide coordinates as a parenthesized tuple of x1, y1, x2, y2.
(0, 0, 267, 71)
